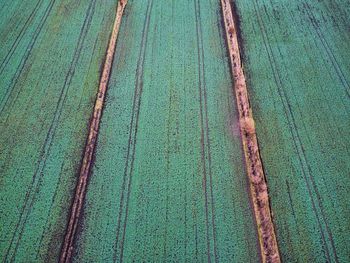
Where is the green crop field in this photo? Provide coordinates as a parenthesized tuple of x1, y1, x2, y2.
(0, 0, 118, 261)
(0, 0, 349, 262)
(71, 0, 260, 261)
(235, 0, 350, 262)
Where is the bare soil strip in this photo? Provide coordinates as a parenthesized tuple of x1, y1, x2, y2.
(220, 1, 281, 262)
(59, 1, 127, 262)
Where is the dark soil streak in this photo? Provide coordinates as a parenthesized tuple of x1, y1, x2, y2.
(220, 1, 281, 262)
(113, 1, 152, 262)
(251, 1, 338, 261)
(303, 2, 350, 100)
(0, 0, 43, 75)
(3, 1, 100, 261)
(193, 0, 213, 261)
(0, 0, 56, 116)
(197, 3, 219, 262)
(35, 161, 66, 261)
(59, 1, 127, 262)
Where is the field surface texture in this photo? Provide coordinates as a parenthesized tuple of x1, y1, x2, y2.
(0, 0, 118, 261)
(235, 0, 350, 262)
(71, 0, 260, 262)
(0, 0, 350, 262)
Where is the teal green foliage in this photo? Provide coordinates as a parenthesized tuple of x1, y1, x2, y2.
(0, 0, 117, 261)
(72, 0, 259, 262)
(235, 0, 350, 262)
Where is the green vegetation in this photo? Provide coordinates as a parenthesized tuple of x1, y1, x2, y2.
(71, 0, 259, 262)
(0, 0, 117, 261)
(235, 0, 350, 261)
(1, 0, 349, 262)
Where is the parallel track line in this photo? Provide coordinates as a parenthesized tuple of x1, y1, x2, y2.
(0, 0, 56, 116)
(220, 1, 280, 262)
(59, 1, 128, 262)
(251, 0, 338, 261)
(112, 1, 153, 261)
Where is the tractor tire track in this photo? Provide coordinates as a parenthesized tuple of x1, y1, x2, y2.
(0, 0, 43, 75)
(251, 0, 337, 261)
(59, 1, 127, 262)
(302, 1, 350, 99)
(194, 0, 218, 262)
(113, 1, 153, 262)
(3, 2, 97, 261)
(0, 0, 56, 116)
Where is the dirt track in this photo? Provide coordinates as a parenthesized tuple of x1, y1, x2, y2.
(0, 0, 349, 262)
